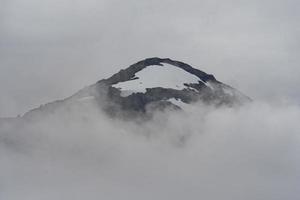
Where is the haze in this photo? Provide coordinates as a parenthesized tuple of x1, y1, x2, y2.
(0, 0, 299, 200)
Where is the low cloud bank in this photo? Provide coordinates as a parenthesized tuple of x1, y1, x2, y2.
(0, 100, 299, 200)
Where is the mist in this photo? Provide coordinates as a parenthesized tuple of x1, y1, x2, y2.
(1, 0, 300, 199)
(1, 99, 300, 200)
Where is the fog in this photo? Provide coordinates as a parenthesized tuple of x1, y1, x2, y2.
(1, 100, 300, 200)
(1, 0, 300, 199)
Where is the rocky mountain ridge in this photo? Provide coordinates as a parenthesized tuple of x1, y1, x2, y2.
(8, 57, 250, 120)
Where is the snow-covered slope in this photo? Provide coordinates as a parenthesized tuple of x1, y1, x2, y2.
(113, 63, 202, 97)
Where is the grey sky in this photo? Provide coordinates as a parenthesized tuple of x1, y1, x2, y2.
(1, 0, 299, 117)
(1, 1, 300, 199)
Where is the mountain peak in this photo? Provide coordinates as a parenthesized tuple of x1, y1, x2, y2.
(92, 57, 250, 118)
(99, 57, 217, 86)
(22, 58, 250, 120)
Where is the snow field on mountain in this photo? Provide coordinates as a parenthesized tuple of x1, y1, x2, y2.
(113, 64, 202, 97)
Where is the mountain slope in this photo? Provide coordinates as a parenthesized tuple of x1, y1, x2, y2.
(21, 57, 250, 120)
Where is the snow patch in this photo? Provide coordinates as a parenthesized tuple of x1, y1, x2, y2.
(113, 64, 202, 97)
(168, 98, 187, 108)
(120, 90, 135, 97)
(205, 81, 215, 90)
(77, 96, 95, 102)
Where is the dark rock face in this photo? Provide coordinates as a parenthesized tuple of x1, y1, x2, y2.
(91, 57, 251, 118)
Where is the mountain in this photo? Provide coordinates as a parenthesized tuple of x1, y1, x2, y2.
(17, 57, 250, 120)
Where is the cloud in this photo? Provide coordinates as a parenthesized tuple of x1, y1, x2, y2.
(0, 100, 299, 200)
(0, 1, 299, 199)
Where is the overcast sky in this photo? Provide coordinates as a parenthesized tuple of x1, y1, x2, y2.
(1, 1, 300, 199)
(1, 0, 299, 117)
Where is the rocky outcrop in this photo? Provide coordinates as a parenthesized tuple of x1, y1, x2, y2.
(92, 57, 251, 118)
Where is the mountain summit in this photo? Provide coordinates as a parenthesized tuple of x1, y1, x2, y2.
(23, 57, 250, 119)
